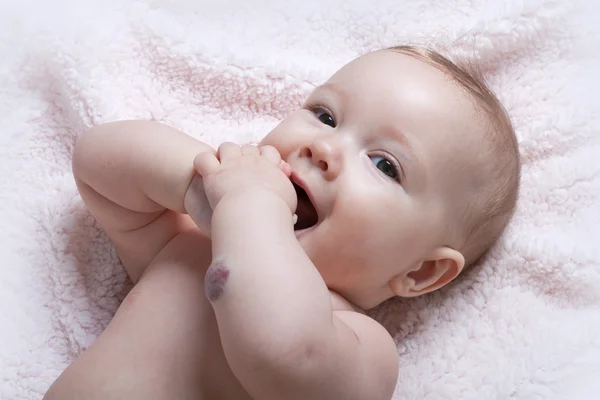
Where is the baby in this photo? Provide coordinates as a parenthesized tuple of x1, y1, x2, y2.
(44, 45, 520, 400)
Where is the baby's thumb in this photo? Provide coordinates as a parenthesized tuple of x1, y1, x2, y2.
(194, 152, 220, 176)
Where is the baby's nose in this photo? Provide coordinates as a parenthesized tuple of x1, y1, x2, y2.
(300, 137, 342, 180)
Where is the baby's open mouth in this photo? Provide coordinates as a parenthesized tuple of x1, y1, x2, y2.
(293, 182, 318, 231)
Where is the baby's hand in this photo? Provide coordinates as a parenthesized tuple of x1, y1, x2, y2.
(184, 173, 213, 236)
(187, 143, 296, 230)
(199, 142, 296, 212)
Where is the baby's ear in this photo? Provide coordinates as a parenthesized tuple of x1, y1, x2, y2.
(389, 247, 465, 297)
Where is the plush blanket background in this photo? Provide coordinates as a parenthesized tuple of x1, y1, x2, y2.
(1, 0, 599, 398)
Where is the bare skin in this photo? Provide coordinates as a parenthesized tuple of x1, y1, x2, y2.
(44, 122, 396, 400)
(44, 50, 487, 399)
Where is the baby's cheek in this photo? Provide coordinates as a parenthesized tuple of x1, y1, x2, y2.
(334, 197, 396, 251)
(204, 260, 230, 301)
(336, 198, 378, 231)
(259, 112, 309, 157)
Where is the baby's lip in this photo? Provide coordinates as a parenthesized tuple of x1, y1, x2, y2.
(290, 171, 320, 222)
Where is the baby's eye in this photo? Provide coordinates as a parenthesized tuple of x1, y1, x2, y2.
(369, 155, 400, 181)
(310, 106, 336, 128)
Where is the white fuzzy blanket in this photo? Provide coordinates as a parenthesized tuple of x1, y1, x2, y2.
(1, 0, 599, 398)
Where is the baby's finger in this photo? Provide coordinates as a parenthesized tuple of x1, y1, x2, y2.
(241, 143, 260, 157)
(259, 145, 281, 165)
(217, 142, 241, 161)
(194, 152, 220, 176)
(279, 160, 292, 177)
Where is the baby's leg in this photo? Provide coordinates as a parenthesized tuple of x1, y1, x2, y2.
(44, 231, 245, 400)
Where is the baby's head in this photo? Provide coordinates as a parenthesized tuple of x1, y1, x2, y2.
(261, 46, 520, 309)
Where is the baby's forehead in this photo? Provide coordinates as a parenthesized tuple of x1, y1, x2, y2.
(332, 50, 455, 88)
(326, 51, 481, 132)
(328, 51, 475, 115)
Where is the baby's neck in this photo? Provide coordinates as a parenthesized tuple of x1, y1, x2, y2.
(329, 290, 366, 314)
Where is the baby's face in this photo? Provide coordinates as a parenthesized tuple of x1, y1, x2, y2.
(261, 50, 482, 308)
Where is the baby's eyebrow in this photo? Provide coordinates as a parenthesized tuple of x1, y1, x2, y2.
(314, 83, 347, 104)
(381, 123, 424, 185)
(382, 122, 413, 153)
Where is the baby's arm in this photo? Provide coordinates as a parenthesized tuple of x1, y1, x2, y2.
(194, 145, 399, 400)
(73, 120, 214, 281)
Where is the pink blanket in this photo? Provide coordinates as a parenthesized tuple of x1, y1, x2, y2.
(1, 0, 599, 398)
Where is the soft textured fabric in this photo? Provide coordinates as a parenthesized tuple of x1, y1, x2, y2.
(0, 0, 598, 398)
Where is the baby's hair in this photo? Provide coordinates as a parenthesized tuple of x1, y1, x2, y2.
(388, 44, 521, 267)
